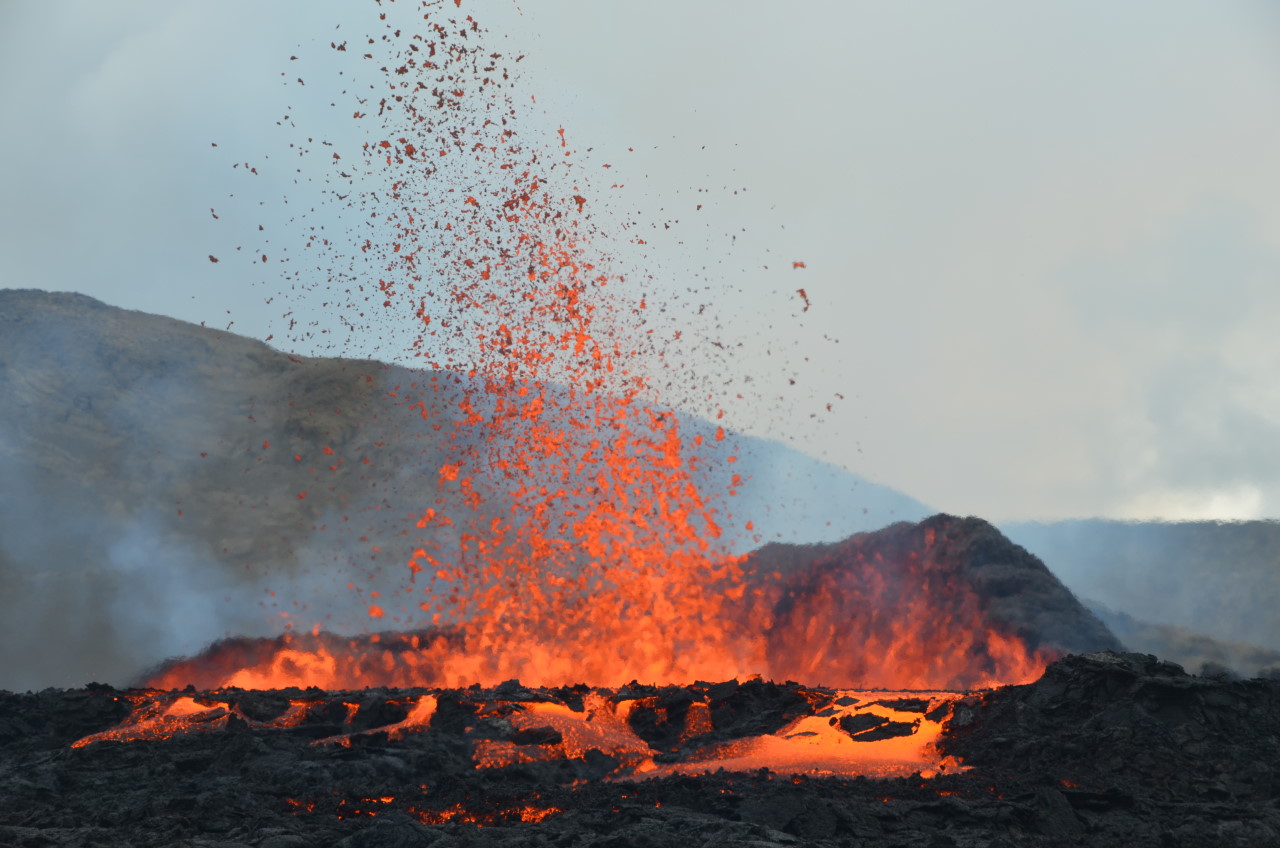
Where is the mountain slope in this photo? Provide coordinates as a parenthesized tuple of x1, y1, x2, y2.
(1003, 519, 1280, 652)
(0, 289, 930, 689)
(1084, 600, 1280, 678)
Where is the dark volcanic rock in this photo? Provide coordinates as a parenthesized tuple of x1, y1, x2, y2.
(0, 684, 132, 751)
(836, 712, 918, 741)
(2, 657, 1278, 847)
(763, 514, 1120, 655)
(620, 678, 811, 752)
(870, 697, 930, 713)
(510, 725, 563, 746)
(942, 651, 1280, 804)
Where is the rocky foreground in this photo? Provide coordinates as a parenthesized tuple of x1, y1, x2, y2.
(1, 652, 1278, 847)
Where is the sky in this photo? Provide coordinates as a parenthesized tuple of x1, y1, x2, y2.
(3, 0, 1280, 522)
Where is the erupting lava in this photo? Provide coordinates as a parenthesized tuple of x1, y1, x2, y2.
(147, 517, 1057, 691)
(173, 0, 1054, 694)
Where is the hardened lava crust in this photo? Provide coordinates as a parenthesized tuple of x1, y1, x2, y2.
(2, 652, 1279, 847)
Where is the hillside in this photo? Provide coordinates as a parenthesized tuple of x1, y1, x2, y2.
(1084, 601, 1280, 678)
(1003, 519, 1280, 652)
(0, 289, 930, 689)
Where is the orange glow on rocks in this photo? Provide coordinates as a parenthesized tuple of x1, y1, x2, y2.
(71, 695, 231, 748)
(412, 802, 564, 827)
(146, 516, 1056, 692)
(744, 527, 1058, 691)
(71, 691, 438, 750)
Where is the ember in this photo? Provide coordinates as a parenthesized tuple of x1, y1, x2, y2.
(143, 515, 1090, 691)
(136, 0, 1065, 695)
(412, 802, 564, 826)
(253, 0, 772, 692)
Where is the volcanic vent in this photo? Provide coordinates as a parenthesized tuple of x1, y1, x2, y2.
(141, 514, 1117, 693)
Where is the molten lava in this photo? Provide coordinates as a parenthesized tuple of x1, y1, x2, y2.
(71, 682, 967, 782)
(145, 523, 1058, 691)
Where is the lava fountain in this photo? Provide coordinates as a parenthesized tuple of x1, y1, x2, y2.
(145, 0, 1054, 696)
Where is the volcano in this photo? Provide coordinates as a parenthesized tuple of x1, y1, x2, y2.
(4, 2, 1277, 842)
(9, 502, 1256, 846)
(7, 293, 1277, 844)
(138, 513, 1118, 693)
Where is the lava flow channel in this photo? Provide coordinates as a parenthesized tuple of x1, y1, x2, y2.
(70, 684, 966, 781)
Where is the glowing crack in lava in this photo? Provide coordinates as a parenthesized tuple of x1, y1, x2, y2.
(71, 684, 969, 781)
(173, 1, 1055, 694)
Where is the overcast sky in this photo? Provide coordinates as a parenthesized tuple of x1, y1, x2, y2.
(3, 1, 1280, 522)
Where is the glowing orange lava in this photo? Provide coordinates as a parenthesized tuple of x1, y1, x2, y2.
(175, 0, 1055, 695)
(71, 685, 968, 782)
(145, 517, 1058, 691)
(72, 692, 438, 750)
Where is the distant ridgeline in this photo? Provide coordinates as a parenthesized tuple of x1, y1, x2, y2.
(1004, 519, 1280, 656)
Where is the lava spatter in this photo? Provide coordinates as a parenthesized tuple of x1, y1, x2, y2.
(176, 0, 1054, 692)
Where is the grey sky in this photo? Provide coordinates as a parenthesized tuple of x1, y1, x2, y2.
(3, 1, 1279, 521)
